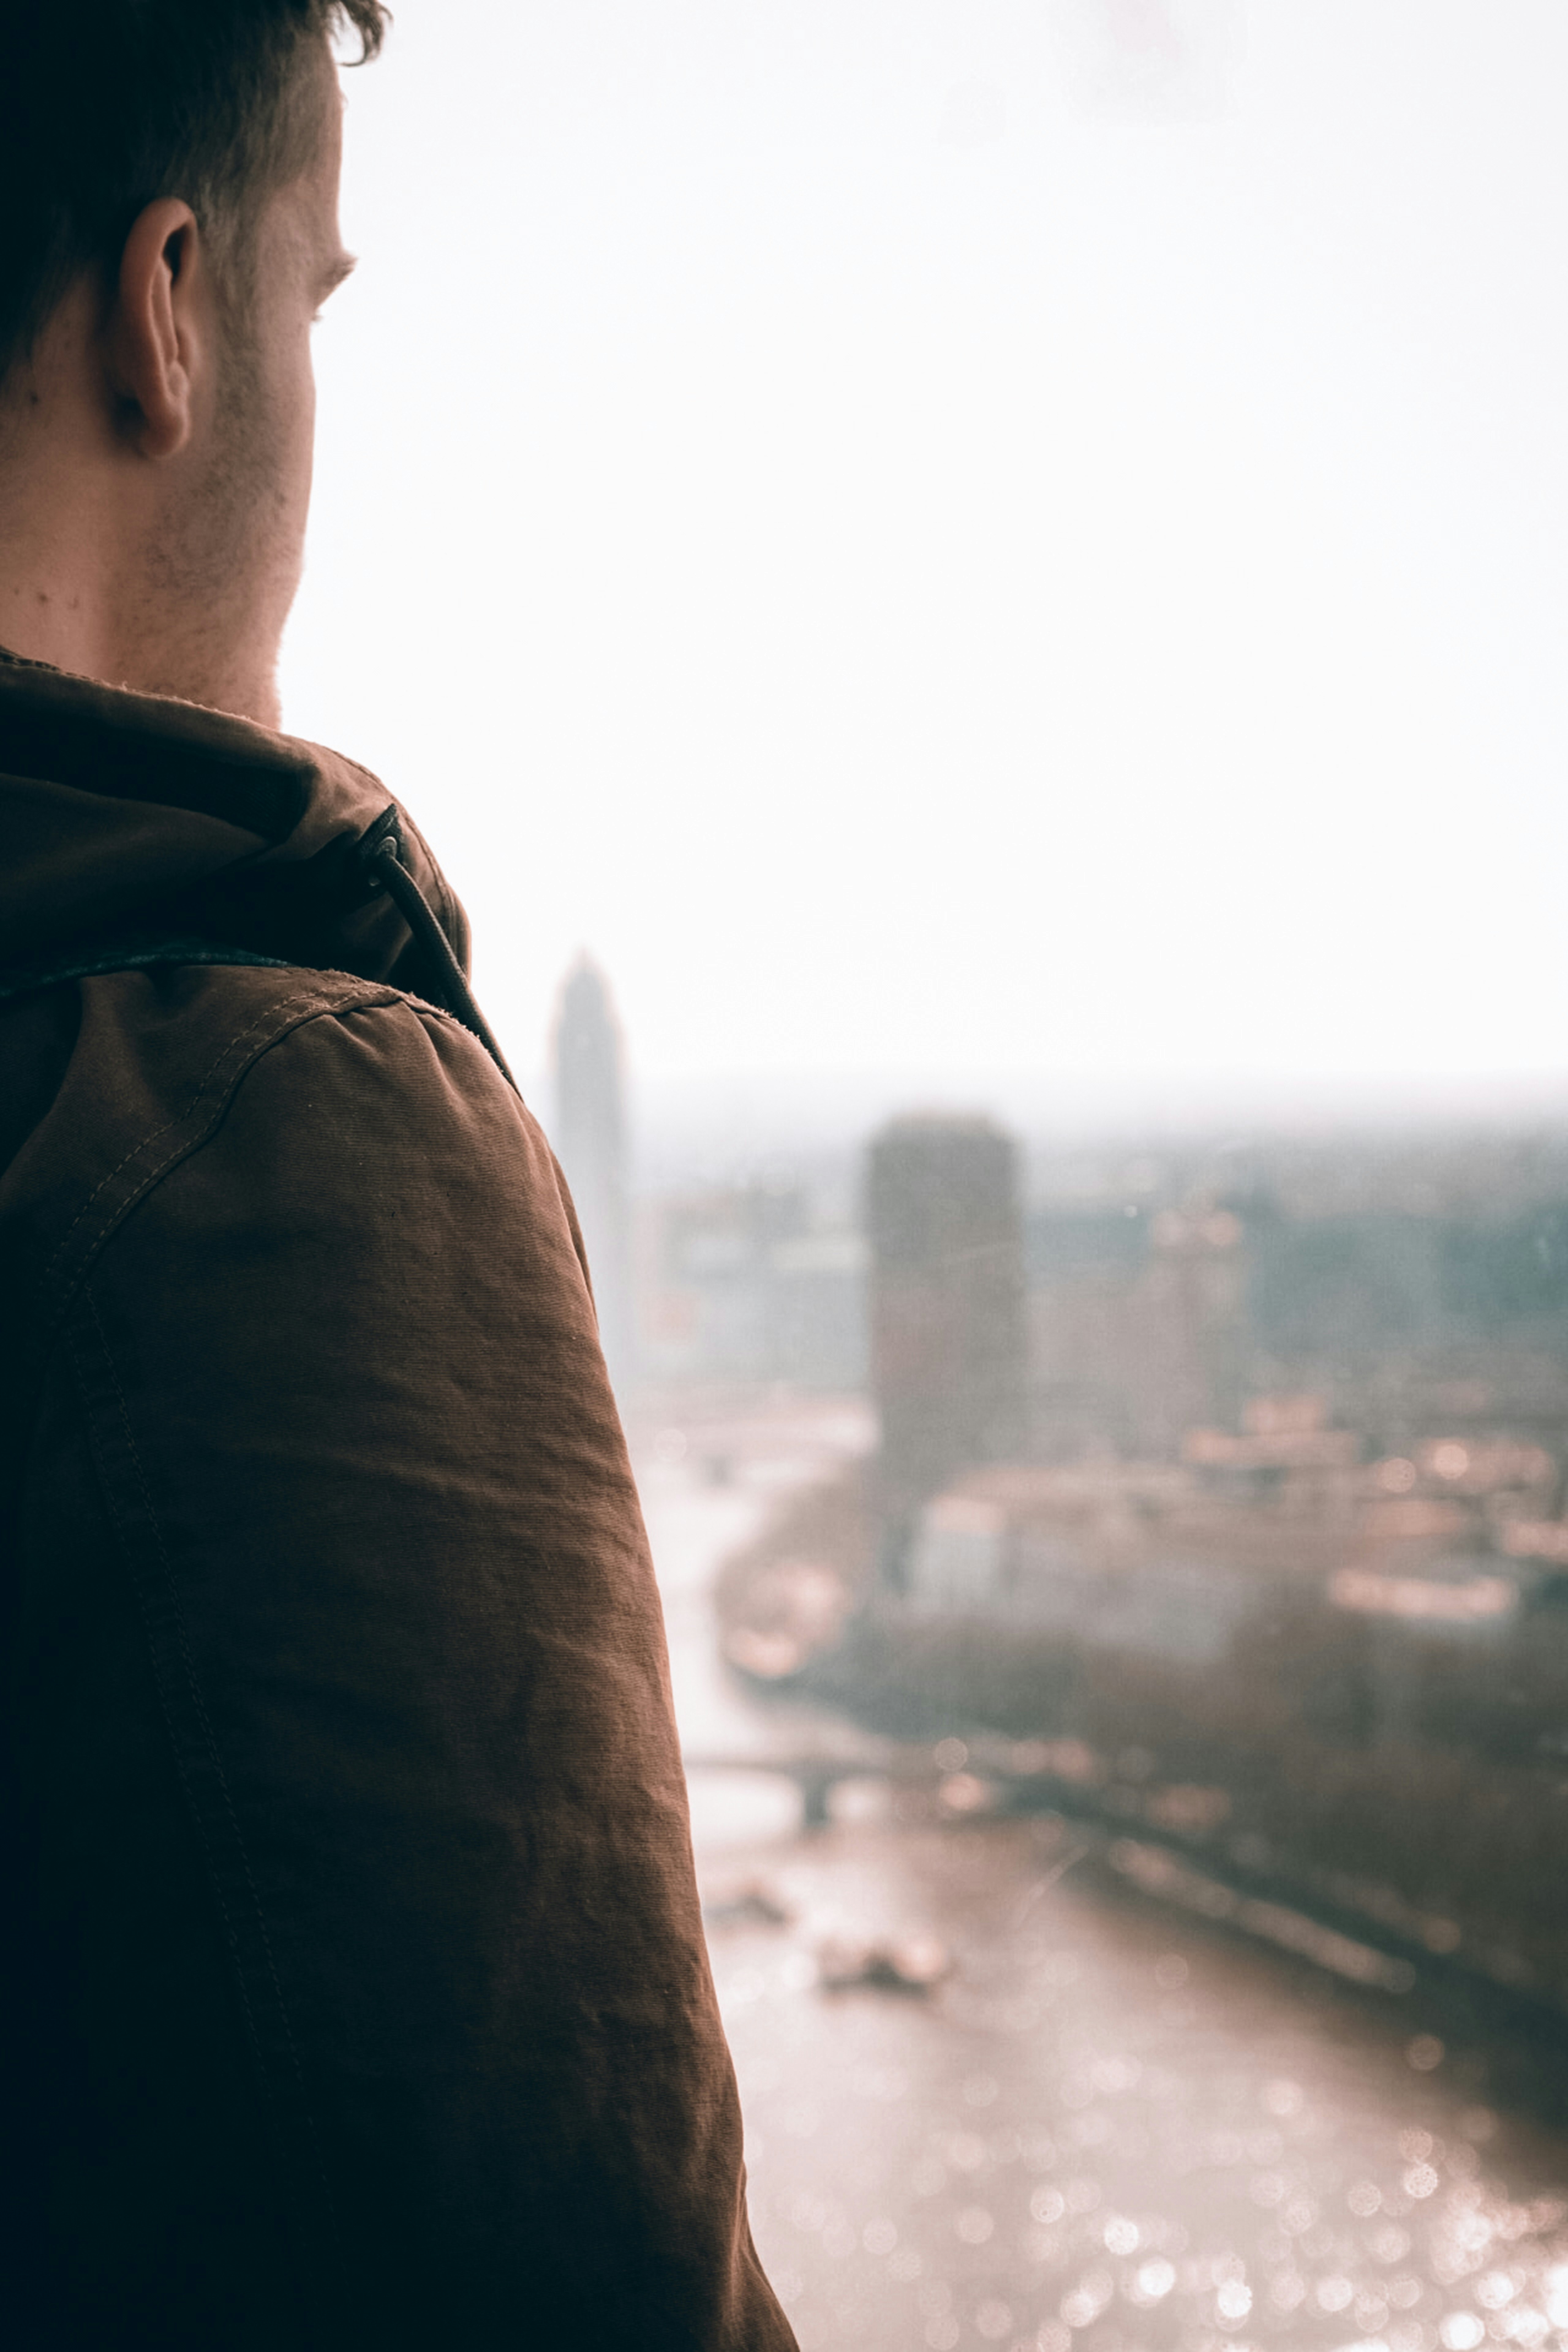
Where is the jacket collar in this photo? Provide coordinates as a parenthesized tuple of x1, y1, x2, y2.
(0, 645, 468, 984)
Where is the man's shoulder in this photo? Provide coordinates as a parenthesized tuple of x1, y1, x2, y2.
(0, 960, 560, 1336)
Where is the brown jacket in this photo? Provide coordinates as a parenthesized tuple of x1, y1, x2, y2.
(0, 648, 793, 2350)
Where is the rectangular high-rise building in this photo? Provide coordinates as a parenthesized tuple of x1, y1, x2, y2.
(865, 1114, 1027, 1511)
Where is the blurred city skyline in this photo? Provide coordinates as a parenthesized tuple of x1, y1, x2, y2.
(282, 0, 1568, 1099)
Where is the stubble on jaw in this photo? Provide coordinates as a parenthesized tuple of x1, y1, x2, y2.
(126, 51, 340, 726)
(128, 296, 299, 724)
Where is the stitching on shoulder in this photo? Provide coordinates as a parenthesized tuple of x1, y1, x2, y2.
(44, 979, 388, 1290)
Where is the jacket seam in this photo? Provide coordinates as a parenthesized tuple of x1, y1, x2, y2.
(44, 983, 355, 1288)
(69, 1277, 344, 2291)
(34, 979, 499, 1338)
(68, 1288, 269, 2070)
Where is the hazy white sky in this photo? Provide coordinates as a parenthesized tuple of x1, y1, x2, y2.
(281, 0, 1568, 1095)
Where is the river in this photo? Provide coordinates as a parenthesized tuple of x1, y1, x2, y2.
(631, 1396, 1568, 2352)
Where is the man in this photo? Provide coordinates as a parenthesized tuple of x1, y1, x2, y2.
(0, 6, 794, 2346)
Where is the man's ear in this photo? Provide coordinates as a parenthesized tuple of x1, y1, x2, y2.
(105, 198, 208, 459)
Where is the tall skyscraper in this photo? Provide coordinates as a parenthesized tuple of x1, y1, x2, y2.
(865, 1114, 1027, 1513)
(551, 955, 634, 1396)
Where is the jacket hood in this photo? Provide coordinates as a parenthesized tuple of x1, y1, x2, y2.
(0, 645, 469, 989)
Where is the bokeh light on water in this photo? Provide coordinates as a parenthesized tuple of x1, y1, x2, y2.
(636, 1403, 1568, 2352)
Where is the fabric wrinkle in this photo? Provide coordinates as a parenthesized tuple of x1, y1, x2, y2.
(0, 649, 795, 2350)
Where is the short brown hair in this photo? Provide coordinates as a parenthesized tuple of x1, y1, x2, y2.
(0, 1, 389, 380)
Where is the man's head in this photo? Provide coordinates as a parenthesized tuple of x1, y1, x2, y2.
(0, 2, 387, 727)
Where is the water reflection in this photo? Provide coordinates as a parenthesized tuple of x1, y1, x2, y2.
(637, 1401, 1568, 2352)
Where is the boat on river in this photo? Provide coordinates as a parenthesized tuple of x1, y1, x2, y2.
(716, 1429, 1568, 2020)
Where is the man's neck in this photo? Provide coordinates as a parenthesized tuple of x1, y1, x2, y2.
(0, 505, 101, 689)
(0, 338, 283, 726)
(0, 506, 281, 726)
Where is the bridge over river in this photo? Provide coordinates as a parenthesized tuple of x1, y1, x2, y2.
(632, 1394, 1568, 2352)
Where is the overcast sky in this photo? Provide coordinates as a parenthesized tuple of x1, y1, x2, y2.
(280, 0, 1568, 1102)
